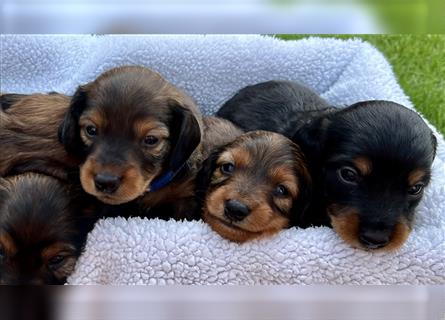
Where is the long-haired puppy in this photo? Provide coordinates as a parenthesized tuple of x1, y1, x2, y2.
(0, 93, 75, 179)
(2, 66, 203, 219)
(217, 80, 437, 250)
(58, 66, 203, 220)
(0, 174, 98, 284)
(197, 130, 311, 243)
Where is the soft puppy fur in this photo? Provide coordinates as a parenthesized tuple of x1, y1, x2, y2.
(53, 65, 204, 220)
(201, 116, 244, 159)
(197, 130, 311, 243)
(0, 93, 76, 180)
(0, 174, 98, 285)
(1, 68, 239, 221)
(217, 80, 437, 251)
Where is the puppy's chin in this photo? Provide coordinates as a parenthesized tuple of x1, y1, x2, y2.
(79, 161, 153, 205)
(328, 205, 411, 252)
(203, 206, 288, 243)
(203, 209, 261, 243)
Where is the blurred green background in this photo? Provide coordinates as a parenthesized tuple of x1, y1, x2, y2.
(277, 34, 445, 135)
(269, 0, 445, 33)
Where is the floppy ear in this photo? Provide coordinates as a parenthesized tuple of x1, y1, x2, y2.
(293, 115, 331, 167)
(290, 165, 313, 227)
(58, 86, 88, 157)
(194, 148, 222, 215)
(168, 101, 202, 171)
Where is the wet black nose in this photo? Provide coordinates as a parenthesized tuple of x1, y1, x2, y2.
(94, 173, 121, 194)
(224, 199, 251, 222)
(359, 230, 390, 249)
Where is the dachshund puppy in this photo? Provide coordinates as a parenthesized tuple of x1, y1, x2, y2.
(2, 66, 203, 219)
(58, 66, 203, 211)
(0, 174, 98, 284)
(217, 80, 437, 250)
(0, 92, 76, 179)
(197, 130, 311, 243)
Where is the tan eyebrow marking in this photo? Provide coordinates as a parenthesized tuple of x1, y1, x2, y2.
(408, 169, 426, 186)
(353, 156, 372, 176)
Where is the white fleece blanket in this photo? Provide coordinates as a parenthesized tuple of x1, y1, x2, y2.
(1, 35, 444, 284)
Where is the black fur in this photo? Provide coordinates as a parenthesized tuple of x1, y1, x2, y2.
(218, 80, 437, 249)
(58, 86, 89, 158)
(217, 80, 334, 137)
(167, 101, 202, 174)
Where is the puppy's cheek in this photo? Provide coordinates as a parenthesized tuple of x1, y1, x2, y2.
(79, 159, 97, 196)
(205, 186, 230, 218)
(203, 187, 252, 243)
(328, 208, 362, 249)
(242, 203, 288, 233)
(115, 167, 153, 202)
(203, 213, 249, 243)
(382, 218, 411, 252)
(52, 256, 78, 282)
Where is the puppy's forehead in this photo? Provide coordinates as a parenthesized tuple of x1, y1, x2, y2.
(87, 92, 171, 124)
(241, 132, 296, 165)
(86, 74, 175, 125)
(92, 68, 167, 101)
(220, 132, 297, 171)
(0, 176, 76, 247)
(332, 102, 435, 165)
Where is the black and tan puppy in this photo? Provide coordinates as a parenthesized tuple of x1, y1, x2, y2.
(218, 80, 437, 250)
(0, 174, 98, 284)
(0, 93, 76, 179)
(58, 66, 203, 217)
(197, 130, 311, 243)
(2, 66, 204, 219)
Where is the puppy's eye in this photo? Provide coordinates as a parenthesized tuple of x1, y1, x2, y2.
(48, 255, 65, 270)
(220, 162, 235, 175)
(85, 125, 97, 137)
(275, 184, 288, 197)
(143, 135, 159, 147)
(408, 183, 424, 195)
(338, 166, 359, 184)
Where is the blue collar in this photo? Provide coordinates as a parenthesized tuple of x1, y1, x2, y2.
(148, 163, 187, 193)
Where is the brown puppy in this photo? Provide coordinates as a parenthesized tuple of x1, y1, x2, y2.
(2, 66, 205, 219)
(196, 131, 311, 243)
(0, 173, 98, 284)
(134, 116, 244, 219)
(0, 93, 75, 179)
(58, 66, 203, 210)
(0, 86, 242, 218)
(58, 66, 204, 219)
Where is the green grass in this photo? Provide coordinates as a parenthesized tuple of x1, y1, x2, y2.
(276, 35, 445, 135)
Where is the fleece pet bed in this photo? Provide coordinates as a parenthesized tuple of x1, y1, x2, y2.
(1, 35, 444, 284)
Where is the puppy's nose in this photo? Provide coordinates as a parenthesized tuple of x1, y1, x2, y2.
(224, 199, 251, 222)
(94, 173, 121, 194)
(359, 230, 390, 249)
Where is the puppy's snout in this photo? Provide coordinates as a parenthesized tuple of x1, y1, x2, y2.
(224, 199, 251, 222)
(359, 229, 390, 249)
(94, 173, 121, 194)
